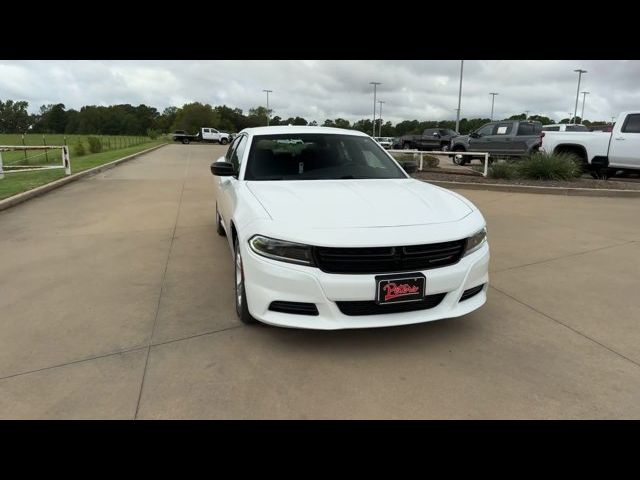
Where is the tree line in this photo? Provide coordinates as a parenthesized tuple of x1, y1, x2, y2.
(0, 98, 612, 137)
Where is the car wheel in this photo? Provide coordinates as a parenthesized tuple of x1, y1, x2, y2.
(234, 236, 257, 324)
(182, 138, 190, 145)
(403, 143, 411, 150)
(453, 151, 466, 165)
(441, 143, 450, 152)
(216, 204, 226, 237)
(221, 138, 228, 145)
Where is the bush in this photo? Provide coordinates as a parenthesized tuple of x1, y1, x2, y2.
(391, 152, 439, 169)
(422, 154, 439, 168)
(147, 128, 159, 140)
(488, 162, 518, 179)
(87, 136, 102, 154)
(517, 152, 581, 180)
(74, 142, 86, 156)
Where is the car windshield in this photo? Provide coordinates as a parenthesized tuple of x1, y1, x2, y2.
(244, 133, 407, 181)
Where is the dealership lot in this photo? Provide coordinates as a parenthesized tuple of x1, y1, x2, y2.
(1, 143, 639, 419)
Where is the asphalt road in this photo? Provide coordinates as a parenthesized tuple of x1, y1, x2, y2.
(1, 143, 639, 419)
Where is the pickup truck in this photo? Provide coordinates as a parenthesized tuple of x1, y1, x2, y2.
(172, 127, 231, 145)
(451, 120, 543, 165)
(540, 111, 640, 177)
(399, 128, 458, 151)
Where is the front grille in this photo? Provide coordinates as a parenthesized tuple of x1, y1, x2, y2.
(313, 240, 466, 274)
(460, 284, 485, 302)
(336, 293, 446, 316)
(269, 301, 319, 316)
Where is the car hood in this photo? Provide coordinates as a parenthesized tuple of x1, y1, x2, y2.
(246, 179, 473, 229)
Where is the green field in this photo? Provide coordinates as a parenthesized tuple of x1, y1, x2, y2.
(0, 135, 167, 200)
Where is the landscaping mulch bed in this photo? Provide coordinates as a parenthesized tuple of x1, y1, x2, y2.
(413, 170, 640, 191)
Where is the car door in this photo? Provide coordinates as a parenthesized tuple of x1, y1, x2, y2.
(202, 128, 211, 141)
(609, 114, 640, 168)
(421, 129, 440, 150)
(217, 135, 245, 233)
(513, 122, 537, 154)
(490, 122, 516, 154)
(468, 123, 497, 152)
(210, 128, 221, 142)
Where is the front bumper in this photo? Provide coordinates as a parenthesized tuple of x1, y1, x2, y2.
(241, 241, 490, 330)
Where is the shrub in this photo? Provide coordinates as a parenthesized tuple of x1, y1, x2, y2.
(488, 161, 518, 179)
(422, 154, 440, 168)
(147, 128, 159, 140)
(517, 152, 581, 180)
(74, 142, 86, 156)
(87, 136, 102, 154)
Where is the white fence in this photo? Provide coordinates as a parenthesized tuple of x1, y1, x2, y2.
(0, 145, 71, 180)
(388, 149, 490, 177)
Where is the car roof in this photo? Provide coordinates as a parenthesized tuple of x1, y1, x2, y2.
(239, 126, 369, 137)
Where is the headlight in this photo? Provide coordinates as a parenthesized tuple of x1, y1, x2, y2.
(464, 227, 487, 257)
(248, 235, 315, 266)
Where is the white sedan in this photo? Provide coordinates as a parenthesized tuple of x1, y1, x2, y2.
(211, 126, 489, 330)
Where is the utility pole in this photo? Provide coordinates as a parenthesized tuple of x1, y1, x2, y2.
(262, 89, 273, 126)
(455, 60, 464, 133)
(489, 93, 498, 121)
(370, 82, 381, 137)
(378, 100, 385, 137)
(524, 110, 530, 119)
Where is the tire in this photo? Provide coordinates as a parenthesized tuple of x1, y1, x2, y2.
(220, 137, 228, 145)
(441, 143, 450, 152)
(234, 236, 257, 324)
(453, 149, 467, 165)
(216, 204, 226, 237)
(182, 138, 190, 145)
(403, 143, 412, 150)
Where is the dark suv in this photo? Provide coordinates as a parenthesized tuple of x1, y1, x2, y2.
(399, 128, 459, 151)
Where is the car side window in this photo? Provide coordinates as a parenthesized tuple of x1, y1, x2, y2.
(495, 123, 513, 135)
(230, 135, 248, 172)
(542, 126, 560, 132)
(622, 114, 640, 133)
(225, 136, 241, 161)
(203, 128, 210, 133)
(517, 123, 535, 135)
(476, 124, 496, 136)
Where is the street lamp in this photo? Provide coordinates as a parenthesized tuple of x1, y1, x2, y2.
(370, 82, 381, 137)
(580, 91, 590, 124)
(524, 110, 530, 119)
(455, 60, 464, 133)
(262, 89, 273, 126)
(378, 100, 385, 137)
(573, 69, 587, 125)
(489, 93, 499, 121)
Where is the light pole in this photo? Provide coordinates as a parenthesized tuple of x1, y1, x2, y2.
(378, 100, 385, 137)
(524, 110, 530, 119)
(455, 60, 464, 133)
(370, 82, 381, 136)
(580, 91, 589, 124)
(489, 93, 498, 121)
(573, 69, 587, 125)
(262, 89, 273, 126)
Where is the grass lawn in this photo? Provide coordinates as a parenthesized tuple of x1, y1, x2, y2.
(0, 140, 166, 201)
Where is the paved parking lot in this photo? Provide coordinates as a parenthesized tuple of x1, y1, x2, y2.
(1, 143, 639, 419)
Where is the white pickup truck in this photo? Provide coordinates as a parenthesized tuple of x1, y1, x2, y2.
(540, 111, 640, 177)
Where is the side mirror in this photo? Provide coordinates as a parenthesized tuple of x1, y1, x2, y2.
(432, 132, 440, 137)
(211, 161, 236, 176)
(469, 132, 480, 139)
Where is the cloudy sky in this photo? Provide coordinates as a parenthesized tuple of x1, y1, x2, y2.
(1, 60, 638, 123)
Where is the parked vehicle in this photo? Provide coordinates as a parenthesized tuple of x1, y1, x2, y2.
(451, 120, 543, 165)
(374, 137, 394, 149)
(540, 111, 640, 177)
(172, 127, 231, 145)
(542, 124, 590, 132)
(400, 128, 458, 151)
(210, 126, 489, 330)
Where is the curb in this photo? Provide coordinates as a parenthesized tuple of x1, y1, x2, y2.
(422, 179, 640, 198)
(0, 143, 168, 212)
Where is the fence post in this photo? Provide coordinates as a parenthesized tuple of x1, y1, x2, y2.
(43, 135, 49, 162)
(419, 152, 424, 171)
(63, 145, 71, 175)
(484, 153, 489, 177)
(22, 134, 27, 162)
(0, 151, 4, 180)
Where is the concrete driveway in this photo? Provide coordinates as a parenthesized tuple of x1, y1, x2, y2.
(1, 144, 639, 419)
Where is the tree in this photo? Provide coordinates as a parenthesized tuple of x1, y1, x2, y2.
(171, 102, 220, 133)
(0, 99, 31, 133)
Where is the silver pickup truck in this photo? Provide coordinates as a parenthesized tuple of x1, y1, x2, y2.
(451, 120, 543, 165)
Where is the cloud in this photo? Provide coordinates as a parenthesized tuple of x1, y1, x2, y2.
(0, 60, 637, 123)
